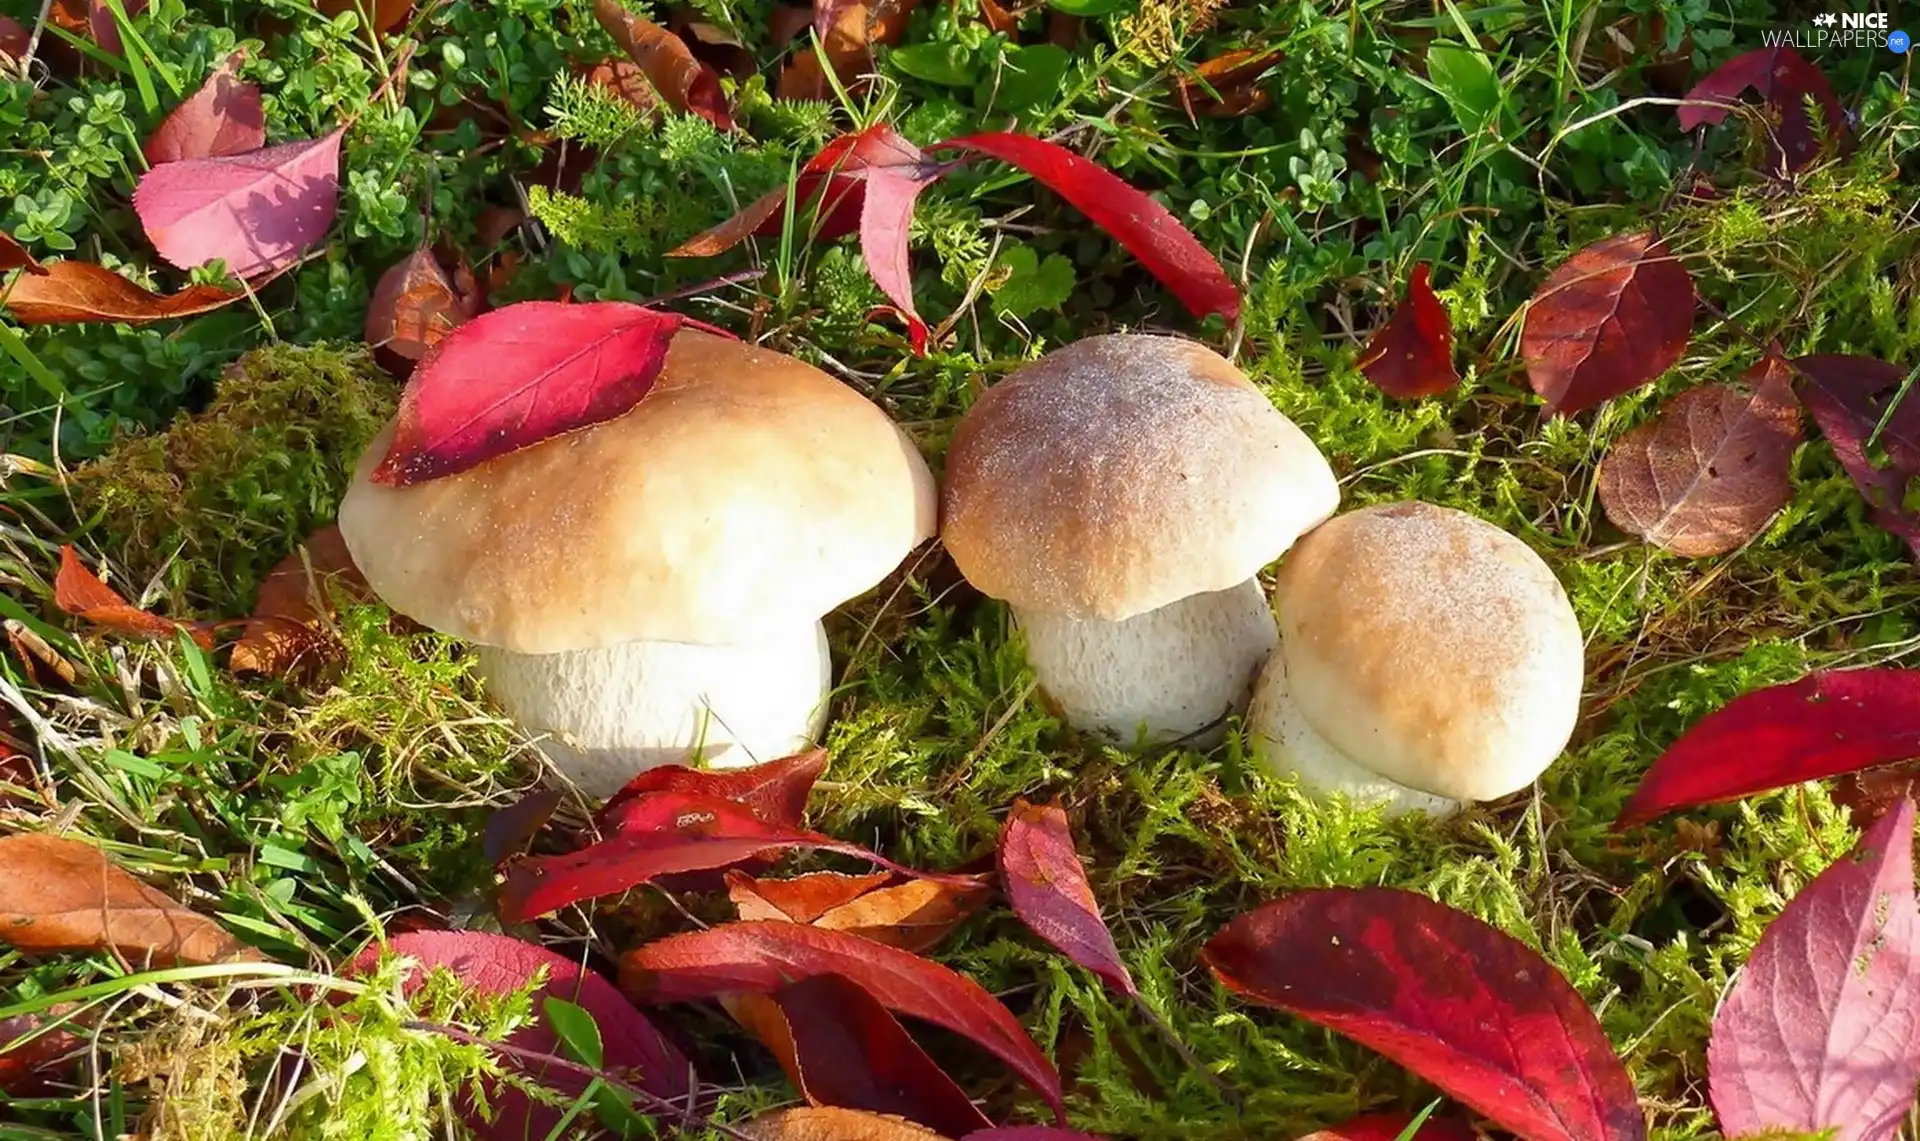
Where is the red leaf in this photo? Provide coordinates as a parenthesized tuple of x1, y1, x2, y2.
(349, 930, 690, 1137)
(998, 799, 1134, 996)
(860, 157, 943, 354)
(1356, 262, 1458, 399)
(1707, 799, 1920, 1141)
(768, 973, 994, 1136)
(134, 128, 346, 280)
(0, 231, 44, 274)
(86, 0, 147, 55)
(369, 300, 683, 486)
(1, 260, 241, 324)
(53, 546, 214, 650)
(1520, 231, 1695, 417)
(929, 132, 1240, 325)
(366, 246, 481, 365)
(1791, 354, 1920, 558)
(729, 869, 898, 923)
(600, 747, 827, 827)
(144, 51, 265, 165)
(593, 0, 733, 131)
(620, 920, 1067, 1121)
(1615, 668, 1920, 828)
(1294, 1116, 1478, 1141)
(1203, 887, 1646, 1141)
(1678, 46, 1845, 172)
(0, 1011, 83, 1097)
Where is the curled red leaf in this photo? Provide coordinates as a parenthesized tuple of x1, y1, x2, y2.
(998, 799, 1134, 996)
(134, 128, 347, 280)
(53, 546, 213, 650)
(1, 260, 240, 324)
(144, 50, 265, 165)
(1678, 46, 1845, 172)
(600, 747, 827, 827)
(1520, 231, 1695, 417)
(1792, 354, 1920, 558)
(1356, 262, 1458, 400)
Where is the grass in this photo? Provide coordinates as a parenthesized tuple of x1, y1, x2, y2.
(1, 0, 1917, 1138)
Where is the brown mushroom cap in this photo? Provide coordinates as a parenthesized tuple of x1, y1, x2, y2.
(939, 334, 1339, 621)
(337, 329, 938, 654)
(1273, 500, 1585, 802)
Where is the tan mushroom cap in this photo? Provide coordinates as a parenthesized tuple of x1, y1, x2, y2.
(940, 334, 1339, 621)
(740, 1108, 947, 1141)
(337, 329, 938, 655)
(1274, 500, 1585, 802)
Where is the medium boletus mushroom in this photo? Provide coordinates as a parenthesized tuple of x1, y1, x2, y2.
(940, 333, 1340, 747)
(337, 329, 937, 798)
(1248, 500, 1585, 817)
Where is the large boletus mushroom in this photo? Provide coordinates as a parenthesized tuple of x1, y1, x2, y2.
(940, 334, 1340, 747)
(1248, 500, 1585, 817)
(337, 329, 937, 797)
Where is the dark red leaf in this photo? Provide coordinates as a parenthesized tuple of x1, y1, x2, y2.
(1520, 231, 1695, 416)
(1615, 668, 1920, 828)
(0, 17, 27, 64)
(998, 799, 1134, 996)
(1357, 262, 1458, 399)
(621, 920, 1067, 1121)
(1294, 1115, 1479, 1141)
(1708, 799, 1920, 1141)
(1792, 354, 1920, 558)
(482, 789, 564, 864)
(593, 0, 733, 130)
(53, 546, 214, 650)
(134, 128, 346, 281)
(1, 260, 240, 324)
(728, 869, 898, 923)
(930, 132, 1240, 325)
(1678, 46, 1845, 172)
(314, 0, 414, 34)
(0, 231, 44, 274)
(366, 246, 481, 365)
(600, 747, 827, 827)
(349, 930, 689, 1137)
(144, 50, 265, 165)
(1203, 887, 1646, 1141)
(0, 1011, 83, 1097)
(369, 300, 683, 486)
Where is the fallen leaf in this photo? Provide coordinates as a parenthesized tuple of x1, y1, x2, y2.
(0, 260, 241, 324)
(814, 876, 991, 952)
(778, 0, 918, 99)
(593, 0, 732, 130)
(314, 0, 414, 33)
(585, 57, 663, 117)
(622, 920, 1067, 1121)
(348, 930, 689, 1137)
(601, 747, 828, 828)
(0, 1010, 84, 1097)
(856, 135, 945, 352)
(977, 0, 1018, 35)
(0, 231, 44, 274)
(0, 833, 257, 966)
(54, 546, 214, 650)
(1615, 668, 1920, 829)
(1595, 354, 1802, 557)
(229, 525, 371, 677)
(369, 300, 683, 486)
(1293, 1115, 1479, 1141)
(998, 799, 1134, 995)
(86, 0, 148, 55)
(1791, 354, 1920, 558)
(144, 51, 265, 165)
(728, 870, 898, 923)
(365, 246, 481, 365)
(1356, 262, 1459, 400)
(1172, 47, 1284, 118)
(1204, 887, 1646, 1141)
(0, 16, 27, 65)
(482, 789, 566, 865)
(134, 128, 346, 280)
(743, 1108, 949, 1141)
(762, 973, 994, 1136)
(1708, 799, 1920, 1141)
(1831, 763, 1920, 831)
(1520, 231, 1695, 417)
(1678, 46, 1845, 172)
(962, 1132, 1107, 1141)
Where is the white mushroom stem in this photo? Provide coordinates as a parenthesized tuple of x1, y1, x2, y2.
(1013, 578, 1278, 748)
(1247, 649, 1461, 819)
(473, 622, 832, 799)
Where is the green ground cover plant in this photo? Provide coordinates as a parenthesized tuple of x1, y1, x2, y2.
(1, 1, 1918, 1139)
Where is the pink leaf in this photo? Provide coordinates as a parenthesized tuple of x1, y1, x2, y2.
(599, 747, 828, 829)
(1678, 46, 1846, 172)
(1708, 799, 1920, 1141)
(370, 300, 683, 486)
(134, 128, 346, 280)
(997, 799, 1135, 996)
(1615, 668, 1920, 828)
(861, 163, 940, 355)
(144, 51, 265, 165)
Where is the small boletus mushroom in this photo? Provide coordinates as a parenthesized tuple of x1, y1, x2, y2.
(940, 333, 1340, 746)
(1248, 500, 1585, 817)
(337, 329, 937, 798)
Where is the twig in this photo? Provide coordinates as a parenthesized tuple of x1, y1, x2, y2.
(1127, 992, 1240, 1107)
(634, 269, 766, 310)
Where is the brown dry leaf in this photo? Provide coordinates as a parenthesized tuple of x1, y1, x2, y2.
(977, 0, 1019, 34)
(1594, 354, 1802, 557)
(314, 0, 414, 34)
(815, 877, 990, 952)
(0, 231, 44, 274)
(778, 0, 918, 100)
(1173, 47, 1283, 119)
(768, 4, 814, 46)
(592, 0, 733, 129)
(0, 833, 260, 966)
(6, 620, 80, 688)
(739, 1107, 949, 1141)
(365, 247, 480, 365)
(229, 525, 372, 678)
(585, 58, 663, 118)
(53, 546, 214, 650)
(727, 869, 894, 923)
(1, 261, 241, 325)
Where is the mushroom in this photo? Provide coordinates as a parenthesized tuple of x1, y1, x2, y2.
(337, 329, 938, 798)
(939, 333, 1340, 747)
(1248, 500, 1585, 817)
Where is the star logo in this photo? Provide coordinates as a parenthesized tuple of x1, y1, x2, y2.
(1813, 12, 1838, 25)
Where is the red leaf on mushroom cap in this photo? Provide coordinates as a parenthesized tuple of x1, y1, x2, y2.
(1357, 262, 1458, 399)
(998, 799, 1135, 996)
(1708, 799, 1920, 1141)
(1791, 354, 1920, 559)
(134, 128, 347, 280)
(1520, 231, 1695, 417)
(599, 747, 828, 826)
(144, 51, 265, 165)
(1615, 668, 1920, 828)
(1203, 887, 1646, 1141)
(1678, 46, 1845, 172)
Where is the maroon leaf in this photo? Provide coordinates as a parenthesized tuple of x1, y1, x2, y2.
(144, 50, 265, 165)
(768, 973, 994, 1137)
(599, 747, 827, 827)
(0, 17, 27, 65)
(929, 132, 1240, 325)
(369, 300, 683, 486)
(1356, 262, 1458, 399)
(482, 789, 564, 865)
(1520, 231, 1695, 417)
(1707, 799, 1920, 1141)
(349, 930, 690, 1137)
(1294, 1117, 1479, 1141)
(620, 920, 1067, 1121)
(1616, 668, 1920, 828)
(1, 260, 240, 324)
(1678, 46, 1845, 172)
(134, 128, 347, 280)
(366, 246, 481, 366)
(998, 799, 1134, 996)
(86, 0, 148, 56)
(0, 1010, 83, 1097)
(1204, 887, 1646, 1141)
(1792, 354, 1920, 558)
